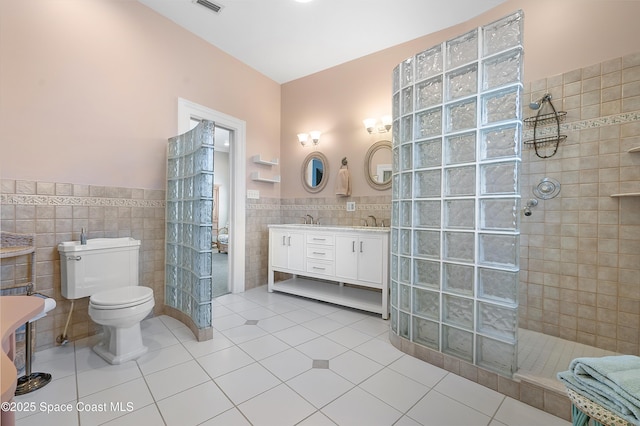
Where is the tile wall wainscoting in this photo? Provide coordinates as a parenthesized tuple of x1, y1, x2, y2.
(0, 180, 166, 351)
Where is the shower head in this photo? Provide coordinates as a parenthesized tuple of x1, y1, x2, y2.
(529, 93, 552, 110)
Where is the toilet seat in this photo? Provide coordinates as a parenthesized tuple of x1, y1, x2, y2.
(90, 286, 153, 310)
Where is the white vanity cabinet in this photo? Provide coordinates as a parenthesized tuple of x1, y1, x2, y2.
(269, 229, 305, 273)
(268, 225, 389, 319)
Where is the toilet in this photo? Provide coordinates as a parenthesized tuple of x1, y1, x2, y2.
(58, 237, 154, 364)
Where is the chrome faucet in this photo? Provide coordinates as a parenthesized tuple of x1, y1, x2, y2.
(305, 214, 314, 225)
(367, 215, 377, 227)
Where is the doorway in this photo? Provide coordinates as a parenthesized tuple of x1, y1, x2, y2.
(178, 98, 246, 295)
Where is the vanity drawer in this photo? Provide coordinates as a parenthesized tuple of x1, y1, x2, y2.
(306, 246, 334, 261)
(306, 233, 334, 246)
(306, 260, 334, 277)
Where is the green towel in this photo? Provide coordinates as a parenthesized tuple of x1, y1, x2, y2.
(558, 355, 640, 425)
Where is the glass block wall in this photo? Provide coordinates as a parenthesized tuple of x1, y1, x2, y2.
(166, 120, 215, 329)
(390, 11, 524, 376)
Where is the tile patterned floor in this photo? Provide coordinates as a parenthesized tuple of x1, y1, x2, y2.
(14, 287, 570, 426)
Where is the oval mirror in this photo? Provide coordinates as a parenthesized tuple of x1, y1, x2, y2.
(301, 151, 329, 193)
(364, 140, 392, 190)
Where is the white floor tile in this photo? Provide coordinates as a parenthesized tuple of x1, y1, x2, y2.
(77, 360, 141, 397)
(328, 309, 372, 325)
(170, 325, 197, 342)
(222, 323, 268, 344)
(238, 334, 290, 360)
(263, 301, 302, 315)
(360, 368, 429, 412)
(281, 308, 322, 324)
(31, 343, 75, 364)
(388, 355, 448, 388)
(211, 304, 235, 319)
(325, 326, 373, 349)
(295, 336, 348, 360)
(434, 373, 505, 417)
(394, 416, 423, 426)
(135, 343, 193, 375)
(273, 325, 320, 346)
(157, 315, 186, 330)
(215, 362, 281, 404)
(212, 312, 248, 331)
(224, 299, 261, 313)
(237, 306, 278, 320)
(256, 314, 297, 333)
(237, 383, 316, 426)
(77, 377, 154, 426)
(74, 345, 111, 373)
(196, 345, 254, 378)
(259, 347, 312, 381)
(287, 368, 354, 408)
(329, 350, 384, 384)
(145, 359, 209, 401)
(181, 332, 235, 358)
(493, 397, 571, 426)
(301, 316, 344, 335)
(349, 316, 390, 337)
(157, 381, 233, 426)
(352, 338, 404, 366)
(30, 351, 77, 380)
(102, 403, 164, 426)
(142, 328, 180, 352)
(14, 374, 77, 419)
(322, 387, 402, 426)
(140, 317, 169, 335)
(13, 406, 79, 426)
(407, 390, 491, 426)
(200, 408, 252, 425)
(297, 411, 337, 426)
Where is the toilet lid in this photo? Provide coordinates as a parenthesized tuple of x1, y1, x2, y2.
(90, 286, 153, 308)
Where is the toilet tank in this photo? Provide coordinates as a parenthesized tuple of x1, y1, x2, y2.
(58, 237, 141, 300)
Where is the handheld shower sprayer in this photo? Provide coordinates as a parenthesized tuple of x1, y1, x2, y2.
(523, 199, 538, 216)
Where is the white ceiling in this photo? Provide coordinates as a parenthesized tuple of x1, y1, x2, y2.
(137, 0, 506, 84)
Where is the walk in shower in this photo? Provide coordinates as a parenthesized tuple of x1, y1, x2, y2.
(390, 10, 524, 377)
(390, 9, 640, 406)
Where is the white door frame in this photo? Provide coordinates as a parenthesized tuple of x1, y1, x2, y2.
(178, 98, 246, 294)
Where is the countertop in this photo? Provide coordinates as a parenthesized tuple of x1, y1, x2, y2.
(268, 224, 390, 233)
(1, 296, 44, 403)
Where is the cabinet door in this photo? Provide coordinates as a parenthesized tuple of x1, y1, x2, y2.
(335, 235, 358, 281)
(287, 232, 305, 272)
(357, 236, 383, 285)
(270, 230, 289, 269)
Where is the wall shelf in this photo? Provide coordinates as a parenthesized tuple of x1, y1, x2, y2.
(628, 147, 640, 153)
(251, 155, 279, 166)
(251, 172, 280, 183)
(610, 193, 640, 198)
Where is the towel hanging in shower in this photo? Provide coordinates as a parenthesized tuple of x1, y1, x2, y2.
(335, 157, 351, 196)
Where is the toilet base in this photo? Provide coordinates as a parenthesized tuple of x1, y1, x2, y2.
(92, 323, 148, 364)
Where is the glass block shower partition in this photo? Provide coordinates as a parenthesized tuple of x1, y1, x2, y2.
(390, 11, 523, 376)
(166, 120, 215, 331)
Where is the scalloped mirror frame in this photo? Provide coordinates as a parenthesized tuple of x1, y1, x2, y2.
(301, 151, 329, 193)
(364, 140, 392, 190)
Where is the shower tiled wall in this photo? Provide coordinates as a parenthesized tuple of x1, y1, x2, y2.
(0, 180, 166, 350)
(520, 52, 640, 355)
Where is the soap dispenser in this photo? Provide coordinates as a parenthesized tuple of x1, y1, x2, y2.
(80, 228, 87, 245)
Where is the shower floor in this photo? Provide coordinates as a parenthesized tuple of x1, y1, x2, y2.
(515, 328, 619, 392)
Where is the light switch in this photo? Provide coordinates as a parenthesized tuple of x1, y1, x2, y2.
(346, 201, 356, 212)
(247, 189, 260, 199)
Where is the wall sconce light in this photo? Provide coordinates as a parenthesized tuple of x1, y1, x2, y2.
(363, 116, 392, 134)
(297, 130, 321, 146)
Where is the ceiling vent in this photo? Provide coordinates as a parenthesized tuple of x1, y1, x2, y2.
(193, 0, 223, 14)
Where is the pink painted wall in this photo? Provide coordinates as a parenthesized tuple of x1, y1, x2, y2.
(0, 0, 281, 195)
(281, 0, 640, 198)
